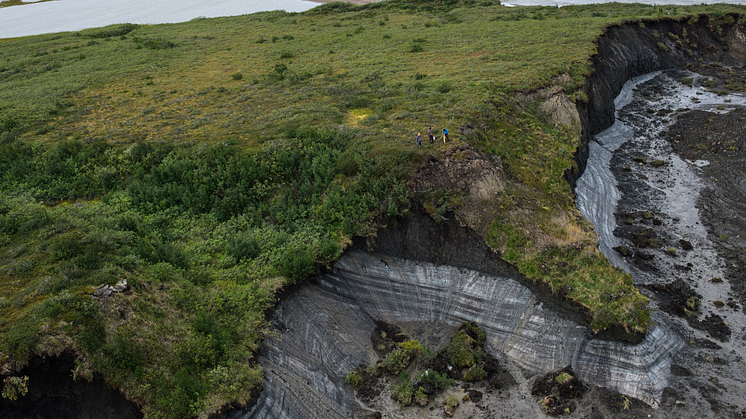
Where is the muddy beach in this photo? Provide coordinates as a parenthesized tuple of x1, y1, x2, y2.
(581, 67, 746, 418)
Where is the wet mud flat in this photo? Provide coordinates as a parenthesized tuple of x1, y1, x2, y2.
(666, 107, 746, 303)
(581, 69, 746, 418)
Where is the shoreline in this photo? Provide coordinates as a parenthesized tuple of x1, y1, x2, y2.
(307, 0, 381, 4)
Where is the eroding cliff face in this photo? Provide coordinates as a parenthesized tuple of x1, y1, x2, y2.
(570, 15, 743, 186)
(576, 69, 746, 419)
(573, 14, 746, 419)
(236, 15, 746, 419)
(234, 249, 680, 419)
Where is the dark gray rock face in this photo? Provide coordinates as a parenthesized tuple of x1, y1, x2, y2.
(233, 213, 682, 419)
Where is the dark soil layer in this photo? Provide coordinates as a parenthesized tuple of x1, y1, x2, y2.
(531, 367, 585, 416)
(0, 353, 142, 419)
(368, 210, 608, 338)
(666, 108, 746, 306)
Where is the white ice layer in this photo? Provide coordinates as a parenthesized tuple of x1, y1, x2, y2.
(233, 251, 682, 419)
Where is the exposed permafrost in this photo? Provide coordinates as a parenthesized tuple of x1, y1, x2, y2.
(576, 72, 659, 269)
(234, 251, 681, 418)
(576, 70, 746, 349)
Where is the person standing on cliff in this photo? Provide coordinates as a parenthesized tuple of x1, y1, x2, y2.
(415, 132, 422, 148)
(427, 127, 433, 143)
(442, 128, 449, 143)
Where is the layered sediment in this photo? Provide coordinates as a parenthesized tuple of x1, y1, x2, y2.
(236, 246, 681, 419)
(575, 13, 746, 419)
(238, 14, 746, 419)
(8, 15, 746, 419)
(570, 14, 745, 186)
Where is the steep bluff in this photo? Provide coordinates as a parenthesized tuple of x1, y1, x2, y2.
(570, 14, 746, 186)
(236, 15, 746, 419)
(5, 15, 746, 419)
(232, 211, 681, 419)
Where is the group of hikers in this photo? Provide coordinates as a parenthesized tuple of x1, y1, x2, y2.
(415, 127, 449, 147)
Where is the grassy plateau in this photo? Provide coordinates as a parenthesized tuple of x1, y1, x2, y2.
(1, 0, 746, 417)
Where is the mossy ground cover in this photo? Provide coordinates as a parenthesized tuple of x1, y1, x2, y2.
(2, 1, 746, 417)
(0, 0, 54, 8)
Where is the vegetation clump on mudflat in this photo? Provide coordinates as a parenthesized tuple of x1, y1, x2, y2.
(1, 1, 746, 417)
(346, 322, 510, 416)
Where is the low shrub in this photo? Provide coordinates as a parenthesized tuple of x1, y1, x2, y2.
(105, 333, 144, 373)
(50, 234, 82, 260)
(76, 319, 106, 353)
(409, 43, 424, 53)
(345, 370, 363, 388)
(463, 365, 487, 381)
(276, 244, 315, 282)
(227, 235, 261, 262)
(417, 369, 452, 393)
(398, 339, 423, 355)
(1, 376, 29, 401)
(555, 372, 573, 384)
(444, 392, 460, 415)
(384, 348, 413, 374)
(443, 330, 477, 367)
(391, 371, 414, 406)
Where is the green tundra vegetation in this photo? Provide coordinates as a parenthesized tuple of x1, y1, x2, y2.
(1, 0, 746, 417)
